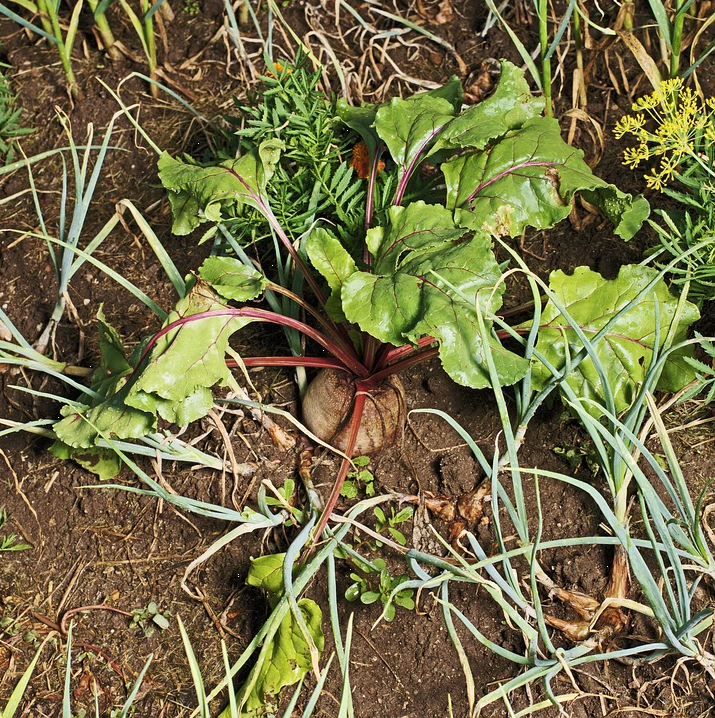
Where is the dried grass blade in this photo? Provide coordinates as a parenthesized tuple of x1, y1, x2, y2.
(617, 30, 663, 90)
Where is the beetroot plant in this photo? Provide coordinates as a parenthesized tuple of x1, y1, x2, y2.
(54, 59, 651, 536)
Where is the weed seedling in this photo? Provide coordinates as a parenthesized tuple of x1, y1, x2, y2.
(373, 505, 414, 547)
(182, 0, 201, 15)
(339, 456, 375, 499)
(130, 601, 170, 636)
(0, 507, 31, 552)
(345, 557, 415, 622)
(0, 62, 32, 165)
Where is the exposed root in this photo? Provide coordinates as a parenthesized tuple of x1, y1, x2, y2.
(539, 545, 631, 645)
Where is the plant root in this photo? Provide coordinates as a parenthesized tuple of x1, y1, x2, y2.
(539, 545, 631, 644)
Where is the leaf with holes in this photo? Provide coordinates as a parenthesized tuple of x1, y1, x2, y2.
(443, 117, 649, 240)
(222, 553, 324, 718)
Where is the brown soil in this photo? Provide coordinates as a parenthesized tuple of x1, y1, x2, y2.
(1, 1, 715, 717)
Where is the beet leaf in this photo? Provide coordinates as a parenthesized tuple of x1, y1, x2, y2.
(530, 265, 700, 415)
(444, 116, 649, 240)
(340, 202, 528, 387)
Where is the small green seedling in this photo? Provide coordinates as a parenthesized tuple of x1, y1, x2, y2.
(373, 505, 413, 547)
(131, 601, 170, 636)
(553, 444, 599, 477)
(345, 503, 413, 550)
(0, 63, 32, 165)
(263, 479, 306, 526)
(182, 0, 201, 15)
(339, 456, 375, 499)
(0, 507, 31, 552)
(345, 558, 415, 622)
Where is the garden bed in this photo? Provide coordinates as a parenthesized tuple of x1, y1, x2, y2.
(1, 0, 715, 716)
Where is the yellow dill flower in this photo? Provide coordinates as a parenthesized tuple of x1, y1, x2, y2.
(616, 80, 715, 192)
(672, 135, 694, 157)
(631, 114, 647, 133)
(661, 155, 679, 180)
(656, 119, 679, 138)
(658, 78, 684, 99)
(679, 87, 699, 116)
(656, 118, 694, 156)
(614, 114, 646, 138)
(646, 156, 679, 189)
(633, 92, 659, 111)
(613, 118, 629, 139)
(645, 172, 665, 190)
(623, 144, 648, 168)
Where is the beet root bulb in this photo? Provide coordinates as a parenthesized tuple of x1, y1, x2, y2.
(301, 369, 406, 456)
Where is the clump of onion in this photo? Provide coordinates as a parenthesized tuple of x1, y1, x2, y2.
(301, 369, 406, 456)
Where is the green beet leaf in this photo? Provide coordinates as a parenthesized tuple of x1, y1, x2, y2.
(55, 262, 265, 450)
(124, 279, 249, 425)
(444, 116, 648, 241)
(53, 309, 156, 450)
(432, 59, 545, 153)
(305, 228, 358, 322)
(197, 257, 266, 302)
(232, 598, 323, 717)
(530, 265, 700, 416)
(375, 94, 456, 186)
(53, 391, 157, 450)
(338, 76, 461, 154)
(92, 306, 133, 392)
(158, 139, 284, 235)
(581, 186, 650, 242)
(223, 553, 324, 718)
(419, 75, 464, 112)
(58, 280, 254, 448)
(305, 229, 358, 293)
(128, 385, 216, 427)
(341, 202, 528, 388)
(48, 441, 122, 480)
(246, 553, 289, 603)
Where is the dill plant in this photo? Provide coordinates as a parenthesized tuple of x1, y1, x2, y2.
(614, 78, 715, 190)
(615, 77, 715, 303)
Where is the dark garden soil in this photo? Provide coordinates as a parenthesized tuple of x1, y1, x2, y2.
(1, 1, 715, 716)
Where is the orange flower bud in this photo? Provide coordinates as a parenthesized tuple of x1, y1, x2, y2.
(350, 141, 385, 179)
